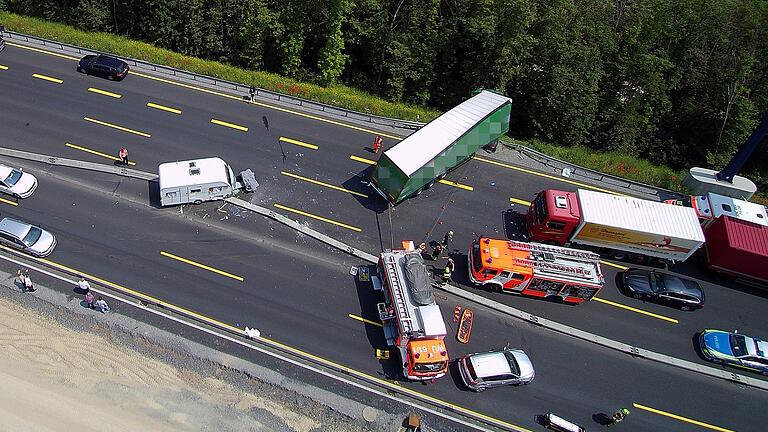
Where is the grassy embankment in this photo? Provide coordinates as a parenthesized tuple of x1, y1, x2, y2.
(2, 10, 763, 204)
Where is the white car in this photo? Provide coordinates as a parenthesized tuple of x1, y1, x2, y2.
(0, 164, 38, 198)
(458, 348, 535, 391)
(0, 217, 56, 257)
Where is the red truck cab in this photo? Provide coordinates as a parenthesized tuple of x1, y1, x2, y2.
(525, 189, 581, 246)
(526, 190, 581, 246)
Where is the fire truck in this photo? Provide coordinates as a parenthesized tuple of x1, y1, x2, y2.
(372, 249, 449, 381)
(468, 237, 605, 303)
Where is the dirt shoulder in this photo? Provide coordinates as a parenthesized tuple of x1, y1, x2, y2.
(0, 269, 400, 432)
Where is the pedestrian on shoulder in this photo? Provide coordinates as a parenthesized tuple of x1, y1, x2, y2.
(77, 277, 91, 293)
(95, 296, 110, 313)
(85, 291, 95, 309)
(119, 148, 129, 165)
(24, 273, 35, 292)
(373, 136, 383, 153)
(249, 85, 256, 102)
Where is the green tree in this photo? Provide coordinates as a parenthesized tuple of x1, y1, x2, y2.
(317, 0, 352, 86)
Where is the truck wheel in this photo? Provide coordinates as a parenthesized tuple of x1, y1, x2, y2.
(193, 199, 202, 205)
(425, 180, 435, 190)
(611, 251, 628, 261)
(410, 188, 423, 198)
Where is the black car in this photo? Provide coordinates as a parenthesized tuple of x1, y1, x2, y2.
(77, 54, 129, 81)
(622, 268, 705, 311)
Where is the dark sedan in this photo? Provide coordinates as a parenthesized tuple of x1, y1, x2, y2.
(621, 268, 705, 310)
(77, 54, 129, 81)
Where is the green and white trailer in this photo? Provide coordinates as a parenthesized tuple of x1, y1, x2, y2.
(370, 90, 512, 204)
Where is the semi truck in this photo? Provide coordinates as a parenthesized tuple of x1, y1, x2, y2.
(665, 192, 768, 228)
(370, 90, 512, 204)
(371, 249, 449, 381)
(468, 237, 605, 303)
(704, 215, 768, 284)
(526, 189, 706, 262)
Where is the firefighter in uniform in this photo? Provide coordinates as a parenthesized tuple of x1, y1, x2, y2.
(417, 242, 427, 257)
(442, 258, 455, 284)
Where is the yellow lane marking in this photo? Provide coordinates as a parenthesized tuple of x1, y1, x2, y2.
(147, 102, 182, 114)
(11, 245, 528, 432)
(273, 203, 362, 232)
(32, 73, 63, 84)
(510, 197, 531, 206)
(279, 137, 318, 150)
(474, 155, 630, 197)
(258, 328, 532, 432)
(160, 251, 244, 281)
(350, 155, 377, 165)
(438, 179, 473, 191)
(127, 70, 402, 139)
(83, 116, 151, 138)
(0, 196, 18, 206)
(65, 142, 137, 165)
(28, 255, 242, 332)
(281, 171, 368, 198)
(87, 87, 121, 98)
(592, 297, 678, 323)
(0, 65, 8, 70)
(633, 403, 735, 432)
(348, 314, 382, 327)
(211, 118, 248, 132)
(11, 42, 401, 140)
(600, 260, 628, 270)
(7, 42, 80, 60)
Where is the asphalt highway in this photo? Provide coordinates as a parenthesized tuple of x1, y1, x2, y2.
(1, 41, 767, 430)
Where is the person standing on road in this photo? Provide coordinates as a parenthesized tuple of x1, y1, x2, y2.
(119, 148, 129, 165)
(249, 85, 256, 102)
(431, 243, 443, 260)
(95, 296, 110, 313)
(441, 230, 454, 249)
(373, 135, 383, 153)
(442, 258, 455, 284)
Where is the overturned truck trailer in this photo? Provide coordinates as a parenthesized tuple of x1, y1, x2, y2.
(370, 90, 512, 204)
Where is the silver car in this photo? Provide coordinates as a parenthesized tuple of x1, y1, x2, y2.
(458, 348, 535, 391)
(0, 217, 56, 256)
(0, 164, 38, 198)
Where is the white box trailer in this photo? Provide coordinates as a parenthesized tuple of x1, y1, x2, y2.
(159, 157, 239, 206)
(571, 189, 706, 261)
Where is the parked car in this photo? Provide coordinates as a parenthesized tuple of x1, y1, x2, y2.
(622, 268, 705, 311)
(0, 164, 37, 198)
(0, 217, 56, 257)
(77, 54, 129, 81)
(458, 348, 534, 391)
(699, 329, 768, 375)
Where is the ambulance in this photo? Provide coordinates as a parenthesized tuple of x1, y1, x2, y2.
(468, 237, 605, 303)
(372, 249, 449, 380)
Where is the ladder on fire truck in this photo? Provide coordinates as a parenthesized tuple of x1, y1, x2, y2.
(383, 254, 413, 334)
(513, 257, 596, 279)
(507, 240, 601, 261)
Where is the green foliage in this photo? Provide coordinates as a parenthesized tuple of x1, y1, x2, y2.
(1, 2, 767, 200)
(317, 0, 352, 86)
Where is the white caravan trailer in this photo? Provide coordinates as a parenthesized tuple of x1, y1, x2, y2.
(159, 157, 239, 206)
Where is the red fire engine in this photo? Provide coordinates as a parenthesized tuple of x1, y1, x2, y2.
(373, 249, 449, 380)
(468, 237, 605, 303)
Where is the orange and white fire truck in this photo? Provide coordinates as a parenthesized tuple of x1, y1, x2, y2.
(372, 249, 449, 381)
(468, 237, 605, 303)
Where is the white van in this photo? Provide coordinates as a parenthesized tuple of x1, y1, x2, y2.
(158, 157, 240, 206)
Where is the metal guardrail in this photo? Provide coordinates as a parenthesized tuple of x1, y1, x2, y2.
(4, 30, 684, 200)
(505, 141, 688, 200)
(3, 30, 424, 131)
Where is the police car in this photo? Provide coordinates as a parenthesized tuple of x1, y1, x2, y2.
(699, 329, 768, 375)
